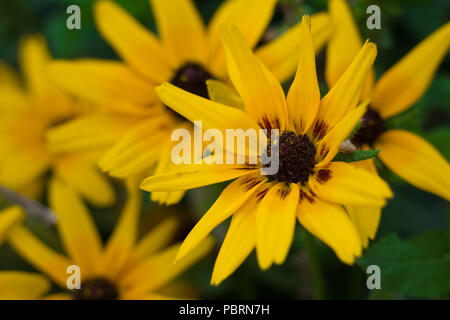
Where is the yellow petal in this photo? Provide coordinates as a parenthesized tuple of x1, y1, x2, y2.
(256, 12, 332, 84)
(315, 41, 376, 136)
(310, 162, 392, 207)
(371, 22, 450, 118)
(210, 194, 259, 285)
(297, 197, 362, 264)
(325, 0, 374, 100)
(47, 60, 157, 106)
(120, 237, 214, 293)
(206, 79, 244, 110)
(134, 216, 179, 259)
(8, 226, 73, 288)
(19, 35, 52, 94)
(155, 82, 259, 132)
(149, 0, 207, 66)
(256, 183, 299, 270)
(176, 173, 265, 262)
(346, 205, 381, 249)
(55, 155, 115, 207)
(0, 206, 25, 245)
(99, 179, 142, 278)
(375, 130, 450, 201)
(48, 177, 102, 276)
(149, 142, 187, 205)
(94, 0, 171, 83)
(220, 23, 287, 130)
(316, 101, 368, 164)
(99, 116, 171, 177)
(207, 0, 277, 77)
(140, 163, 259, 192)
(286, 16, 320, 134)
(0, 271, 50, 300)
(46, 113, 140, 153)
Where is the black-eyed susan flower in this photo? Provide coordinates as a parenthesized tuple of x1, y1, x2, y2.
(140, 17, 392, 285)
(0, 35, 114, 206)
(325, 0, 450, 246)
(6, 178, 213, 299)
(45, 0, 332, 205)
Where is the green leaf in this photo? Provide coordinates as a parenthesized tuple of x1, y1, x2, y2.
(347, 122, 361, 140)
(357, 232, 450, 298)
(332, 149, 380, 163)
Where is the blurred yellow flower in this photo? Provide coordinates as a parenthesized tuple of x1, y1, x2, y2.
(0, 35, 114, 206)
(141, 17, 392, 285)
(325, 0, 450, 246)
(45, 0, 332, 205)
(6, 179, 213, 299)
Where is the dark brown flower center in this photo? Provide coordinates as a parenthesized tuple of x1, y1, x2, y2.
(72, 277, 119, 300)
(167, 62, 215, 122)
(351, 108, 385, 147)
(267, 131, 317, 184)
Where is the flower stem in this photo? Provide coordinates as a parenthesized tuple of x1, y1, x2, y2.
(304, 231, 326, 299)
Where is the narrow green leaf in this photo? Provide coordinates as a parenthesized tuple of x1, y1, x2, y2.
(332, 149, 380, 163)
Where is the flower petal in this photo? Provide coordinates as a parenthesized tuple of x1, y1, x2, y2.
(314, 41, 376, 137)
(256, 12, 332, 84)
(297, 197, 362, 264)
(316, 101, 368, 164)
(8, 226, 73, 288)
(371, 22, 450, 119)
(49, 177, 102, 275)
(47, 60, 157, 106)
(19, 35, 53, 95)
(286, 16, 320, 134)
(210, 194, 260, 285)
(140, 163, 259, 192)
(256, 182, 299, 270)
(206, 79, 244, 110)
(149, 0, 207, 66)
(207, 0, 277, 77)
(99, 178, 142, 278)
(0, 206, 25, 244)
(346, 205, 381, 249)
(220, 23, 287, 130)
(94, 0, 172, 83)
(310, 162, 392, 207)
(375, 130, 450, 201)
(55, 154, 115, 207)
(156, 82, 259, 132)
(46, 113, 140, 153)
(99, 116, 171, 177)
(0, 271, 50, 300)
(134, 216, 179, 259)
(120, 238, 214, 293)
(325, 0, 374, 100)
(176, 173, 265, 262)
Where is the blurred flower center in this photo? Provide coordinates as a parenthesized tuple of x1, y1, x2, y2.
(351, 108, 385, 147)
(166, 62, 215, 122)
(72, 277, 119, 300)
(267, 131, 317, 184)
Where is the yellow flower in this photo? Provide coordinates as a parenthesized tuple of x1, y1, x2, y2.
(5, 178, 213, 299)
(45, 0, 332, 205)
(140, 17, 392, 285)
(325, 0, 450, 245)
(0, 35, 114, 206)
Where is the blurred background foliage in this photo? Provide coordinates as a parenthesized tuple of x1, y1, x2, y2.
(0, 0, 449, 299)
